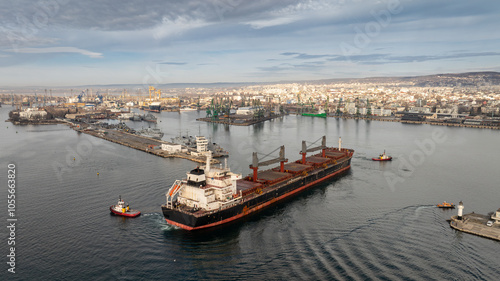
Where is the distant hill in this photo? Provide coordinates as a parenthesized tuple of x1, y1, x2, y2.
(85, 72, 500, 89)
(5, 71, 500, 91)
(312, 72, 500, 87)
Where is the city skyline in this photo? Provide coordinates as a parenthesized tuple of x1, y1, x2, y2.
(1, 0, 500, 87)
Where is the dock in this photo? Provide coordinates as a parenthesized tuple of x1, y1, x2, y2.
(77, 127, 219, 164)
(334, 116, 500, 130)
(450, 213, 500, 241)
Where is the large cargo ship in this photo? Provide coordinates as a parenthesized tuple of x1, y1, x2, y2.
(161, 136, 354, 230)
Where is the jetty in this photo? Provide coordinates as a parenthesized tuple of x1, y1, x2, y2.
(449, 201, 500, 241)
(75, 125, 219, 164)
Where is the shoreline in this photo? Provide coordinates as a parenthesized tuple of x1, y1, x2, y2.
(329, 115, 500, 130)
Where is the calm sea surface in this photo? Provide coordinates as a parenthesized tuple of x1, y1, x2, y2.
(1, 106, 499, 280)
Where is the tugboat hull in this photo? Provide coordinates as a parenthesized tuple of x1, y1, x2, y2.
(372, 157, 392, 161)
(110, 206, 141, 217)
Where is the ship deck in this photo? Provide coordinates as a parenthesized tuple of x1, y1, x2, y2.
(280, 162, 311, 174)
(236, 179, 262, 196)
(304, 155, 330, 166)
(324, 150, 346, 159)
(257, 170, 292, 184)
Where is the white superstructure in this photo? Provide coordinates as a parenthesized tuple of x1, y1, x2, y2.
(165, 152, 242, 211)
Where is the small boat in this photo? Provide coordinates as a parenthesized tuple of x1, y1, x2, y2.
(437, 201, 455, 208)
(110, 196, 141, 217)
(180, 107, 197, 112)
(372, 150, 392, 161)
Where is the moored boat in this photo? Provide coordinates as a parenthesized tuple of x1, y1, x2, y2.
(110, 196, 141, 217)
(302, 108, 327, 118)
(372, 150, 392, 161)
(137, 127, 164, 140)
(180, 107, 197, 112)
(143, 113, 157, 123)
(161, 136, 354, 231)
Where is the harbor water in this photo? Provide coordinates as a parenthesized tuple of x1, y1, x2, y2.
(1, 107, 499, 280)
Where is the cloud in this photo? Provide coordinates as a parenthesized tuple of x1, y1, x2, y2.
(1, 0, 500, 86)
(280, 52, 332, 59)
(153, 16, 210, 39)
(328, 52, 500, 65)
(158, 62, 187, 65)
(258, 60, 325, 72)
(5, 47, 103, 58)
(245, 16, 300, 29)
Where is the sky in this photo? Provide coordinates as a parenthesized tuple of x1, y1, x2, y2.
(1, 0, 500, 87)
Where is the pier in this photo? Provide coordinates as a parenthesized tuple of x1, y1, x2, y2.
(450, 214, 500, 241)
(77, 126, 219, 164)
(334, 115, 500, 129)
(449, 202, 500, 241)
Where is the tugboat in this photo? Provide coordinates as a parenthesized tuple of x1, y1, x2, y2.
(437, 201, 455, 208)
(110, 196, 141, 217)
(372, 150, 392, 161)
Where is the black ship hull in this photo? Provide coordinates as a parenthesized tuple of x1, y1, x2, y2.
(162, 156, 352, 230)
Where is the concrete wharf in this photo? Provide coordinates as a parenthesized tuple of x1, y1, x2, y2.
(79, 127, 219, 164)
(333, 116, 500, 129)
(450, 213, 500, 241)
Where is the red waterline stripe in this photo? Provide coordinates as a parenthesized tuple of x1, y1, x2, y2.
(166, 164, 351, 231)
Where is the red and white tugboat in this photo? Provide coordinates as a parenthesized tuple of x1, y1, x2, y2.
(372, 150, 392, 161)
(437, 201, 455, 208)
(110, 196, 141, 217)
